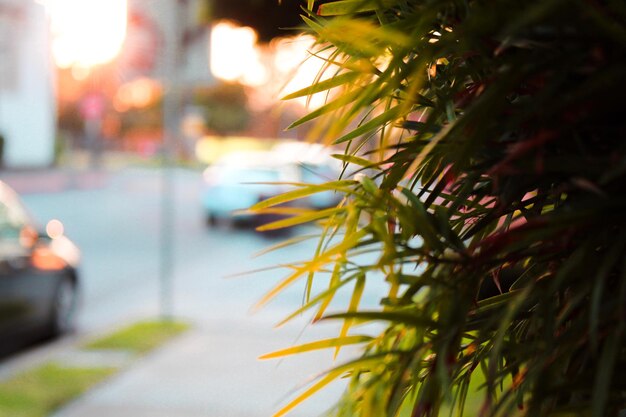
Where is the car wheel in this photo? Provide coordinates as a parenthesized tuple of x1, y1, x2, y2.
(49, 276, 78, 336)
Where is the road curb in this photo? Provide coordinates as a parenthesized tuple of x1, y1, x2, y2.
(0, 169, 110, 194)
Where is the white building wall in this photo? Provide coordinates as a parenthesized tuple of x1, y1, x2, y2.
(0, 0, 56, 168)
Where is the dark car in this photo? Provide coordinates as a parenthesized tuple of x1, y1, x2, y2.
(0, 181, 80, 352)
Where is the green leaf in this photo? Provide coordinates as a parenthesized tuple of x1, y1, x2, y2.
(282, 72, 360, 100)
(591, 326, 623, 417)
(256, 207, 346, 231)
(273, 371, 342, 417)
(335, 274, 366, 357)
(286, 89, 363, 129)
(358, 175, 379, 195)
(259, 335, 373, 359)
(334, 105, 405, 144)
(332, 153, 380, 170)
(317, 0, 400, 16)
(589, 234, 624, 352)
(250, 181, 355, 211)
(313, 260, 344, 322)
(272, 353, 393, 417)
(254, 228, 369, 310)
(301, 15, 324, 34)
(399, 188, 444, 251)
(253, 234, 320, 258)
(275, 272, 359, 327)
(322, 311, 437, 328)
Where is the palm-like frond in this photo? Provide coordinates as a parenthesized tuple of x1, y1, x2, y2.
(256, 1, 626, 416)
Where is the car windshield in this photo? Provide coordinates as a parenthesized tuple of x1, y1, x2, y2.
(299, 163, 337, 184)
(223, 167, 282, 184)
(0, 184, 35, 230)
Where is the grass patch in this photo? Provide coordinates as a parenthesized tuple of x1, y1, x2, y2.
(0, 363, 115, 417)
(0, 319, 190, 417)
(84, 320, 191, 354)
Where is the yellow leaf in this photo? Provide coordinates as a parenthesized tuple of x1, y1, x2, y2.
(259, 335, 372, 360)
(254, 229, 368, 310)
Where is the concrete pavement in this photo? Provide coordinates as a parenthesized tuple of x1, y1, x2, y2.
(0, 309, 347, 417)
(49, 318, 344, 417)
(0, 290, 347, 417)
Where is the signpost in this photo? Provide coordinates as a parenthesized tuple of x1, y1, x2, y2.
(159, 0, 185, 321)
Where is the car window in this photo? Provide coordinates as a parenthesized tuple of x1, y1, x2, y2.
(231, 168, 282, 183)
(299, 163, 337, 184)
(0, 185, 32, 241)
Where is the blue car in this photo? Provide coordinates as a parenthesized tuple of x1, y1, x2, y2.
(201, 149, 342, 228)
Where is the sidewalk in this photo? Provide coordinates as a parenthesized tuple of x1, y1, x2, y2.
(45, 317, 343, 417)
(0, 312, 345, 417)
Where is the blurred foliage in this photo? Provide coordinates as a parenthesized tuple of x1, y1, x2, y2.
(57, 102, 84, 137)
(118, 100, 163, 136)
(253, 1, 626, 416)
(53, 133, 68, 166)
(192, 82, 251, 136)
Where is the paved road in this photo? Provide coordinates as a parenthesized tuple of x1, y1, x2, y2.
(16, 168, 318, 327)
(0, 167, 385, 416)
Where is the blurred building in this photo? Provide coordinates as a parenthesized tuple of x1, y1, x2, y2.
(0, 0, 56, 168)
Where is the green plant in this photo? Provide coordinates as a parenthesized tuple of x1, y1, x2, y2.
(84, 320, 190, 354)
(192, 82, 251, 135)
(0, 363, 114, 417)
(253, 1, 626, 416)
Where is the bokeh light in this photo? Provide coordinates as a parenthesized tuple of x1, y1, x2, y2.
(210, 21, 268, 86)
(43, 0, 127, 68)
(46, 219, 65, 239)
(210, 20, 333, 111)
(113, 77, 161, 112)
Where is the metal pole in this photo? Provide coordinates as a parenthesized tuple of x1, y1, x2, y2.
(159, 0, 184, 321)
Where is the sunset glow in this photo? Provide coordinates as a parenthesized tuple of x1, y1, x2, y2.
(44, 0, 127, 69)
(210, 21, 268, 86)
(113, 77, 161, 112)
(274, 36, 333, 109)
(210, 21, 331, 109)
